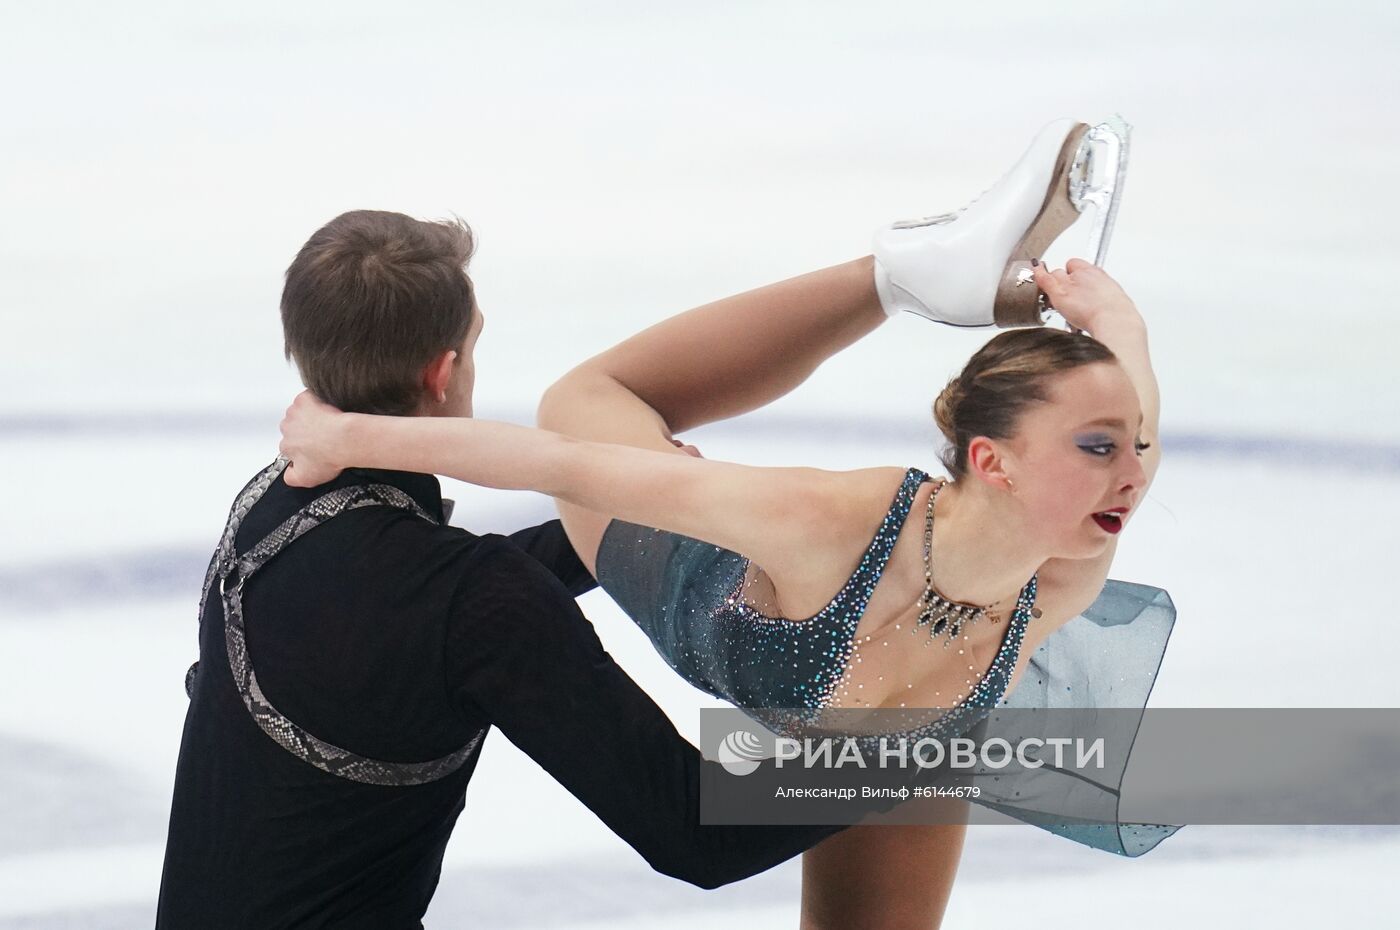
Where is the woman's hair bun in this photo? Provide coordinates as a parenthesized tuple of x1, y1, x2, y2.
(932, 376, 963, 443)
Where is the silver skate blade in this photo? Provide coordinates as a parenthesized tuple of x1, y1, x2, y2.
(1069, 114, 1132, 267)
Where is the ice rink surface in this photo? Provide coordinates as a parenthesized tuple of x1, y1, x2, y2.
(3, 1, 1399, 926)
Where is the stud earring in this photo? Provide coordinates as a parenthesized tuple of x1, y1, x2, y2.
(1006, 478, 1016, 493)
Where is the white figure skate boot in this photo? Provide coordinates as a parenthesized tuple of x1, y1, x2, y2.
(873, 115, 1131, 328)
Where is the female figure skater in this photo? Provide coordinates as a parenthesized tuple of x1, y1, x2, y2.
(280, 118, 1174, 929)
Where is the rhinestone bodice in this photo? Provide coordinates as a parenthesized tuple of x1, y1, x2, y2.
(595, 468, 1037, 724)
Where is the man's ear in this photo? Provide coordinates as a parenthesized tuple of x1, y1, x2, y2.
(422, 349, 458, 405)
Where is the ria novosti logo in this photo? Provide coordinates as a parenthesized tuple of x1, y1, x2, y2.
(717, 729, 766, 776)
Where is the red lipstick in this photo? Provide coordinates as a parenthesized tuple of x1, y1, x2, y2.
(1091, 507, 1128, 534)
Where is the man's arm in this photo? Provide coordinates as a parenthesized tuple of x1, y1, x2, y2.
(506, 519, 598, 597)
(445, 539, 845, 889)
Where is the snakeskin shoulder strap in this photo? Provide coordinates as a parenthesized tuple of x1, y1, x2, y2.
(185, 457, 483, 786)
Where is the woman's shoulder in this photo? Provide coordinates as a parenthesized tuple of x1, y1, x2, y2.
(749, 466, 925, 615)
(798, 466, 928, 527)
(822, 465, 929, 494)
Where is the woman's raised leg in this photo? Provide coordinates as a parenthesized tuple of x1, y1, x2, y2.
(537, 250, 972, 927)
(537, 255, 888, 569)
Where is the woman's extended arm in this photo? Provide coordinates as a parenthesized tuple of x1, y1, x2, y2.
(1031, 260, 1163, 613)
(1034, 258, 1161, 450)
(279, 392, 857, 578)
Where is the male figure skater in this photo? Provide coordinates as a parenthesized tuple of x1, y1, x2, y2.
(156, 210, 843, 928)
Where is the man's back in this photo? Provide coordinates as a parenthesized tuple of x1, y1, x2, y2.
(159, 460, 846, 928)
(157, 464, 576, 929)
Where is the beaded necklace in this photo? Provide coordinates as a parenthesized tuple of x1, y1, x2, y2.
(916, 478, 1041, 645)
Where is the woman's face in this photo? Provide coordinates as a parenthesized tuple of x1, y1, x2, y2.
(994, 361, 1148, 559)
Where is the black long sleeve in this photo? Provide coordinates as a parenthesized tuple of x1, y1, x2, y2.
(445, 537, 845, 888)
(506, 519, 598, 597)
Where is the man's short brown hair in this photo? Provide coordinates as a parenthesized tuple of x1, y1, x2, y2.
(281, 210, 477, 415)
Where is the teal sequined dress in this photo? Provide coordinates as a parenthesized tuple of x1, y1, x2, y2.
(596, 468, 1180, 857)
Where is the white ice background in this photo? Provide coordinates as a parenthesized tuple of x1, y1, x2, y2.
(2, 1, 1399, 927)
